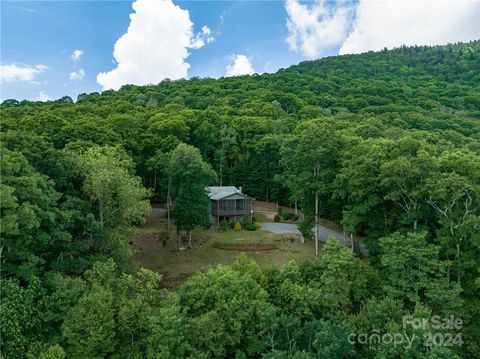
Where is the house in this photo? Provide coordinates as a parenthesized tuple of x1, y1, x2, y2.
(205, 186, 254, 223)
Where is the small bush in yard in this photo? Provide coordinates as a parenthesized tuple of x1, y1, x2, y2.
(255, 222, 261, 229)
(282, 211, 295, 221)
(219, 220, 229, 231)
(298, 217, 315, 241)
(274, 214, 280, 222)
(244, 223, 257, 231)
(234, 222, 242, 231)
(239, 220, 249, 228)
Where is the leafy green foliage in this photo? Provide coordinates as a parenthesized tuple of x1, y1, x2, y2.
(62, 289, 117, 358)
(233, 221, 242, 231)
(38, 345, 66, 359)
(1, 41, 479, 358)
(75, 146, 151, 229)
(0, 148, 65, 278)
(0, 279, 42, 358)
(379, 231, 463, 312)
(177, 265, 273, 358)
(169, 143, 217, 246)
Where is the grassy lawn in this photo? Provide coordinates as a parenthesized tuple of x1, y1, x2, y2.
(211, 229, 297, 250)
(252, 211, 271, 222)
(133, 208, 316, 288)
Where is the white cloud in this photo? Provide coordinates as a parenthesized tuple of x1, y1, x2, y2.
(191, 25, 215, 49)
(285, 0, 354, 59)
(0, 63, 47, 82)
(71, 50, 84, 61)
(69, 68, 85, 80)
(225, 55, 255, 77)
(97, 0, 213, 90)
(285, 0, 480, 58)
(36, 90, 52, 102)
(339, 0, 480, 55)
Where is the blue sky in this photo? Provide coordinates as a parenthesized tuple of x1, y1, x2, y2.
(2, 1, 132, 100)
(1, 1, 305, 101)
(1, 0, 479, 101)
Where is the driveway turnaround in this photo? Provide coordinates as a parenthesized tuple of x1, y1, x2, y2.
(261, 222, 300, 235)
(261, 222, 367, 256)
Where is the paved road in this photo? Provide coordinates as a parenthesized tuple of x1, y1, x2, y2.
(261, 222, 367, 256)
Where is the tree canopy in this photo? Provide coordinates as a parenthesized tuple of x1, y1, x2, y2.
(1, 41, 479, 358)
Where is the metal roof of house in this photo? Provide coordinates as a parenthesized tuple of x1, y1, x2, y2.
(205, 186, 253, 200)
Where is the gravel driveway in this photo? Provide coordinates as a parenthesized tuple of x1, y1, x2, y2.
(261, 222, 301, 235)
(261, 222, 367, 256)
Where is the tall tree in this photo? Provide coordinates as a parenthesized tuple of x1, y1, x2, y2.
(380, 138, 434, 230)
(379, 231, 463, 313)
(62, 288, 117, 359)
(426, 150, 480, 286)
(169, 143, 217, 249)
(334, 137, 390, 240)
(75, 146, 151, 229)
(280, 120, 341, 257)
(0, 148, 66, 278)
(216, 125, 237, 186)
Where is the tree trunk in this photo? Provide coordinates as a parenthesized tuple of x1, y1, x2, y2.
(219, 156, 223, 186)
(456, 243, 460, 284)
(446, 253, 451, 283)
(99, 202, 104, 228)
(315, 192, 319, 258)
(383, 205, 387, 235)
(294, 200, 298, 215)
(153, 168, 157, 190)
(167, 185, 171, 234)
(177, 230, 181, 250)
(188, 230, 192, 248)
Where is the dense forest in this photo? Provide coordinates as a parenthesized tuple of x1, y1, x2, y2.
(1, 41, 479, 358)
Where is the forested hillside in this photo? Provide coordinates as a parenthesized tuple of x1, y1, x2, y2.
(1, 41, 479, 358)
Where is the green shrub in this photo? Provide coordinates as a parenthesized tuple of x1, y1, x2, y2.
(244, 223, 257, 231)
(273, 214, 280, 222)
(234, 222, 242, 231)
(219, 220, 229, 231)
(239, 220, 249, 228)
(298, 217, 314, 240)
(255, 222, 261, 229)
(38, 345, 66, 359)
(282, 211, 295, 220)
